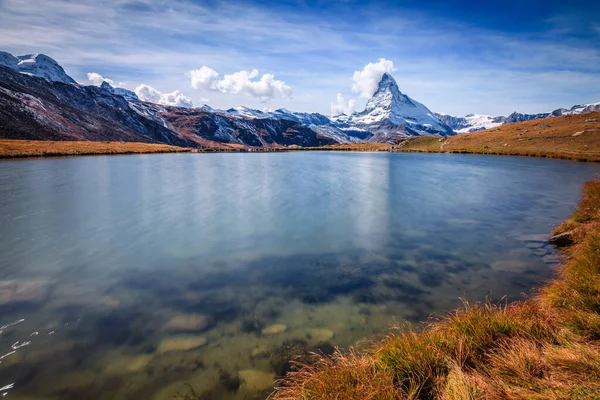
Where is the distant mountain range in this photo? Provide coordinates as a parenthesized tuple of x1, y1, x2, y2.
(436, 103, 600, 134)
(0, 51, 598, 147)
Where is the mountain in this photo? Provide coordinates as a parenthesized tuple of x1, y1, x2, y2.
(0, 51, 76, 84)
(0, 65, 191, 145)
(0, 63, 344, 147)
(99, 81, 139, 101)
(137, 103, 341, 147)
(438, 102, 600, 133)
(333, 73, 454, 142)
(1, 50, 597, 148)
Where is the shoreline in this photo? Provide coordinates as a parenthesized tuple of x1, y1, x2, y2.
(270, 180, 600, 399)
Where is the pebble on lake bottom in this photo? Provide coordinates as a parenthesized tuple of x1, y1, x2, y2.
(261, 323, 287, 335)
(490, 260, 529, 272)
(163, 314, 210, 333)
(309, 328, 334, 342)
(156, 336, 207, 354)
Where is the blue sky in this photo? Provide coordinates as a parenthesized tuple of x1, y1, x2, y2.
(0, 0, 599, 115)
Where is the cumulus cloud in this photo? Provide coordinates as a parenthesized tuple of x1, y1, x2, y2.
(134, 84, 194, 108)
(352, 58, 396, 98)
(330, 93, 356, 116)
(188, 66, 292, 102)
(188, 66, 220, 90)
(86, 72, 124, 87)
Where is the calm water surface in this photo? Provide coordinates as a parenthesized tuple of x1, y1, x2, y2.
(0, 152, 598, 399)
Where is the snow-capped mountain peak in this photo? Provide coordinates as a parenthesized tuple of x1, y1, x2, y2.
(347, 72, 453, 138)
(0, 51, 76, 84)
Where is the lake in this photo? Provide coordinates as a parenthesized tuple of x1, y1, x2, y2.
(0, 152, 598, 399)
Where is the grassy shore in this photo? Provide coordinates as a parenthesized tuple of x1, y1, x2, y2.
(395, 111, 600, 162)
(0, 140, 192, 158)
(271, 180, 600, 399)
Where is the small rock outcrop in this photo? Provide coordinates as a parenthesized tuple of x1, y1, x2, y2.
(549, 231, 574, 247)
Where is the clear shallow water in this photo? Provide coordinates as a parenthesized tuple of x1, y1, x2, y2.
(0, 152, 598, 399)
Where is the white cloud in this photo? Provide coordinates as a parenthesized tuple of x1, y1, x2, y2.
(134, 84, 194, 108)
(330, 93, 356, 116)
(352, 58, 396, 98)
(188, 66, 292, 102)
(188, 66, 220, 90)
(86, 72, 123, 87)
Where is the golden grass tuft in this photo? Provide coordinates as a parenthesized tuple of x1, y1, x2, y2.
(271, 178, 600, 399)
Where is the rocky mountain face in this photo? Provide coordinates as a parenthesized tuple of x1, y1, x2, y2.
(99, 81, 139, 102)
(136, 103, 341, 147)
(0, 65, 192, 145)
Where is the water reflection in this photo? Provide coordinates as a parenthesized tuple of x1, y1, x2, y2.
(0, 152, 598, 399)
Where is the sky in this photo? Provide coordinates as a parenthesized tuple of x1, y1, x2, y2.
(0, 0, 599, 116)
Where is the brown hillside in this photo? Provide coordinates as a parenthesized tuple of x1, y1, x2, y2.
(396, 111, 600, 161)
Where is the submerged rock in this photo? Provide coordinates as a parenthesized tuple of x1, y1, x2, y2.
(532, 248, 550, 257)
(269, 339, 309, 376)
(0, 280, 49, 306)
(105, 354, 153, 374)
(250, 346, 270, 358)
(309, 328, 334, 343)
(163, 313, 211, 333)
(261, 323, 287, 335)
(238, 369, 275, 392)
(156, 336, 207, 354)
(542, 254, 561, 264)
(549, 231, 574, 247)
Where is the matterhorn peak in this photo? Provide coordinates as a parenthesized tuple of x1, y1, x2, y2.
(347, 72, 453, 139)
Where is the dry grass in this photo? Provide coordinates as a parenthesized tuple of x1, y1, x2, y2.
(307, 143, 393, 152)
(271, 179, 600, 400)
(0, 139, 191, 158)
(395, 111, 600, 162)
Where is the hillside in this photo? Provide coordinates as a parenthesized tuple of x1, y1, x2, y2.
(396, 111, 600, 161)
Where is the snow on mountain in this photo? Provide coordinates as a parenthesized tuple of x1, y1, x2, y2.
(0, 51, 76, 84)
(99, 81, 139, 101)
(339, 73, 454, 142)
(436, 113, 504, 133)
(439, 102, 600, 133)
